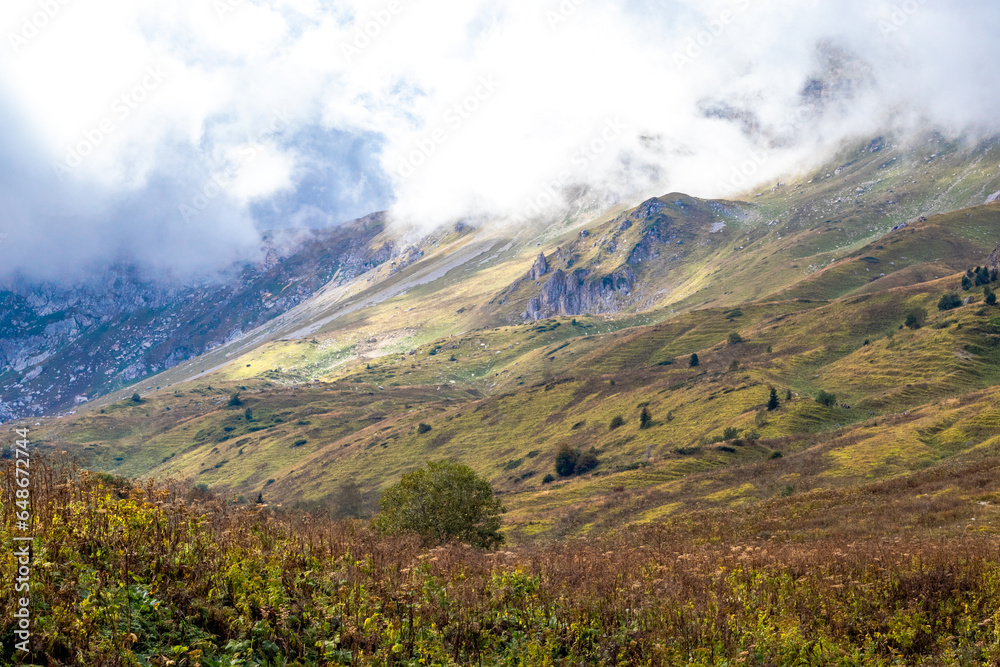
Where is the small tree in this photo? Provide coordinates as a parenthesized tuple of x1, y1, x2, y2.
(244, 407, 253, 421)
(689, 353, 699, 367)
(372, 461, 505, 548)
(988, 291, 998, 306)
(727, 332, 743, 345)
(961, 275, 972, 291)
(815, 390, 837, 407)
(131, 392, 142, 403)
(785, 388, 792, 401)
(228, 393, 243, 407)
(555, 444, 579, 477)
(767, 387, 780, 411)
(904, 307, 927, 330)
(639, 407, 652, 429)
(609, 415, 625, 430)
(417, 423, 432, 434)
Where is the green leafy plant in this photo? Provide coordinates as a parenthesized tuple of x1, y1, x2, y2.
(372, 460, 505, 548)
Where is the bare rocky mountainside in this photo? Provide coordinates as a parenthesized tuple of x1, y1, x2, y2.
(0, 213, 417, 420)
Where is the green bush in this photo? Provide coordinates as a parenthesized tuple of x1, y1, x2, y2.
(372, 460, 505, 548)
(555, 444, 579, 477)
(938, 293, 962, 310)
(228, 393, 243, 407)
(609, 415, 625, 430)
(815, 390, 837, 407)
(727, 332, 743, 345)
(575, 450, 599, 474)
(417, 423, 432, 434)
(904, 307, 927, 329)
(689, 353, 699, 367)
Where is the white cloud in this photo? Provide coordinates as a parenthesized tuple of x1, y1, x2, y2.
(0, 0, 997, 279)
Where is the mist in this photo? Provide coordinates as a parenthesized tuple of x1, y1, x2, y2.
(0, 0, 997, 282)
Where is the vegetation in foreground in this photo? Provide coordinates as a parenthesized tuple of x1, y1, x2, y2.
(3, 457, 1000, 666)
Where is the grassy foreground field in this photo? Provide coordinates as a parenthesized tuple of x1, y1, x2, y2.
(3, 456, 1000, 666)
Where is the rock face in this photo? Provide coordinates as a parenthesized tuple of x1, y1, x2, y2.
(523, 266, 637, 320)
(518, 197, 676, 321)
(0, 214, 401, 421)
(986, 190, 1000, 204)
(987, 244, 1000, 275)
(529, 253, 548, 280)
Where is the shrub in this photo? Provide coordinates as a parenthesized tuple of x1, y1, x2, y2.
(291, 439, 307, 448)
(244, 407, 253, 421)
(938, 293, 962, 310)
(417, 423, 432, 434)
(770, 450, 783, 459)
(609, 415, 625, 430)
(689, 353, 699, 367)
(639, 407, 652, 429)
(501, 458, 523, 471)
(815, 390, 837, 407)
(575, 450, 599, 474)
(727, 332, 743, 345)
(962, 275, 972, 291)
(723, 426, 740, 440)
(372, 460, 505, 548)
(131, 392, 142, 403)
(541, 473, 555, 484)
(228, 393, 243, 407)
(555, 444, 579, 477)
(904, 307, 927, 329)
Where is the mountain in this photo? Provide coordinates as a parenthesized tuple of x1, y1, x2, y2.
(12, 131, 1000, 544)
(0, 213, 410, 421)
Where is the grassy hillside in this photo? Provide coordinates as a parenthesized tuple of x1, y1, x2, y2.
(28, 200, 1000, 545)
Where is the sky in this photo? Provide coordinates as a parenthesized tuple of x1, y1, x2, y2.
(0, 0, 998, 282)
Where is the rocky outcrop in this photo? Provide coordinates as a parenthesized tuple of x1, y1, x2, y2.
(523, 266, 637, 320)
(529, 253, 548, 280)
(987, 244, 1000, 276)
(986, 190, 1000, 204)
